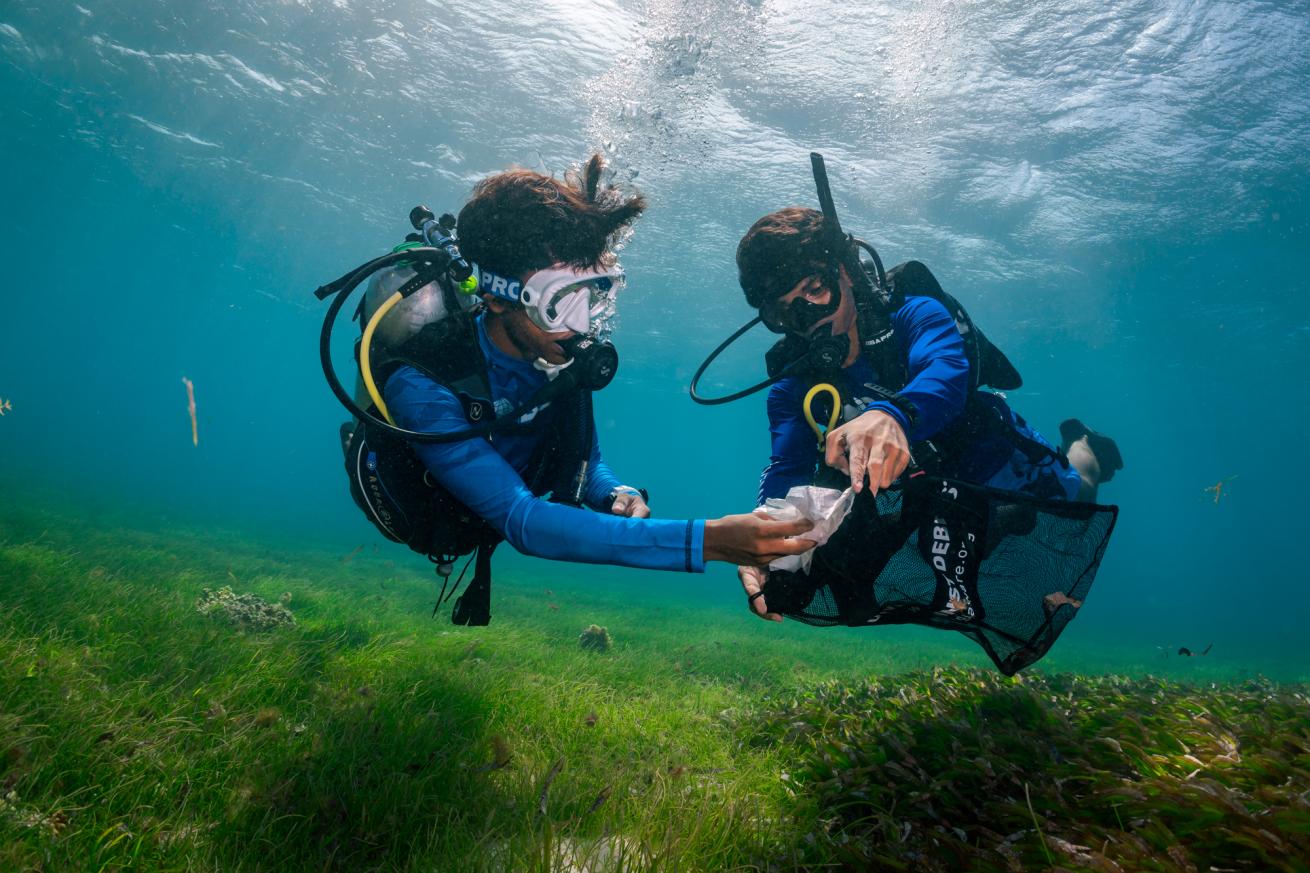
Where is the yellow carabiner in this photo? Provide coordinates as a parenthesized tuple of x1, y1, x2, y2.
(803, 383, 841, 448)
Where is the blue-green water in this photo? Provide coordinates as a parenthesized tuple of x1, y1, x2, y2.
(1, 0, 1307, 673)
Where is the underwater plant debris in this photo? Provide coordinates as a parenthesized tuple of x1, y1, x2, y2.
(182, 377, 198, 446)
(195, 585, 295, 631)
(1204, 475, 1238, 504)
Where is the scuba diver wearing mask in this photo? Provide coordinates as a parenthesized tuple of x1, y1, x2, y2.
(316, 153, 812, 626)
(690, 154, 1124, 674)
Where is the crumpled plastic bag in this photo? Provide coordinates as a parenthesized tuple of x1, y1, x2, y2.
(761, 485, 856, 573)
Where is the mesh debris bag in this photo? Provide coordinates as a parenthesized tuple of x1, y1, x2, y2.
(761, 475, 1118, 674)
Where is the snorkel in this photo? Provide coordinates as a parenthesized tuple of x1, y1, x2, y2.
(689, 152, 891, 406)
(316, 206, 615, 443)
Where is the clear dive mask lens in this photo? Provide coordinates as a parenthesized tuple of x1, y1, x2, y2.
(543, 276, 614, 322)
(522, 266, 624, 335)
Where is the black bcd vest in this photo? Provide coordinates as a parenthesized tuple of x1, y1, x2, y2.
(343, 309, 591, 575)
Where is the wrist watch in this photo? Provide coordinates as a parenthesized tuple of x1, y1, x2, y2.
(603, 485, 648, 512)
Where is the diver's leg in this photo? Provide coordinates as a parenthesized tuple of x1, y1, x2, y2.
(1065, 436, 1101, 502)
(1059, 419, 1124, 501)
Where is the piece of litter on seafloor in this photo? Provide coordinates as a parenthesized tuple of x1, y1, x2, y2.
(182, 377, 198, 446)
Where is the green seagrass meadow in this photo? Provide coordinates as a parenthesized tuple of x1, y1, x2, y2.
(1, 503, 1307, 872)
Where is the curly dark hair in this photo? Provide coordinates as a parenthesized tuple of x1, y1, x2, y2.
(735, 207, 840, 309)
(455, 153, 647, 279)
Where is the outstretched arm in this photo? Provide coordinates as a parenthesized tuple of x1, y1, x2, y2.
(385, 368, 809, 570)
(386, 367, 699, 571)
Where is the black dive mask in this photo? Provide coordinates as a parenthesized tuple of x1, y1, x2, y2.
(759, 263, 843, 335)
(559, 335, 618, 392)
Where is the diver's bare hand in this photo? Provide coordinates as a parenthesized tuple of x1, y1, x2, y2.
(610, 492, 651, 519)
(825, 409, 911, 497)
(703, 511, 813, 566)
(738, 565, 782, 622)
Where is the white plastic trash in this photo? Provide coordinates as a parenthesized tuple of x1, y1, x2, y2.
(761, 485, 856, 573)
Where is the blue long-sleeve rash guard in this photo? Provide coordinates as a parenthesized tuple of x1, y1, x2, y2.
(384, 315, 705, 572)
(759, 295, 980, 502)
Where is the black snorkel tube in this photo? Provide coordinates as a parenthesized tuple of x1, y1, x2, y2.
(811, 152, 889, 299)
(316, 210, 611, 444)
(688, 152, 889, 405)
(811, 152, 844, 237)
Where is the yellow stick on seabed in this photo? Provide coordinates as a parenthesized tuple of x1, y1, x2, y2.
(182, 377, 198, 446)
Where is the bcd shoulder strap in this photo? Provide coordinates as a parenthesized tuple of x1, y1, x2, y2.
(881, 260, 1023, 391)
(374, 309, 497, 425)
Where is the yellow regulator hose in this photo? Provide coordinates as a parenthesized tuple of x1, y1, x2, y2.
(803, 383, 841, 448)
(360, 290, 404, 424)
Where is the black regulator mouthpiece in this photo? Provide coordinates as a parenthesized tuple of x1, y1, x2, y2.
(764, 328, 849, 380)
(803, 329, 849, 372)
(410, 204, 472, 282)
(560, 335, 619, 392)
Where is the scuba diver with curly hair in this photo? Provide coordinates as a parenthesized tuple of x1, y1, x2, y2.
(318, 153, 811, 626)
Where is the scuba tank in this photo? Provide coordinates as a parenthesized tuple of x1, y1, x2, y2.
(350, 244, 478, 412)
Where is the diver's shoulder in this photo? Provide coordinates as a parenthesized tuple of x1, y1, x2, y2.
(384, 364, 459, 401)
(894, 294, 953, 323)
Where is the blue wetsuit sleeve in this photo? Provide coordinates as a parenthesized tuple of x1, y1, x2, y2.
(384, 367, 704, 572)
(582, 428, 622, 510)
(866, 297, 969, 440)
(758, 380, 819, 504)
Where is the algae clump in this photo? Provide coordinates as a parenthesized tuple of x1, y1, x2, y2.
(196, 585, 295, 631)
(578, 624, 612, 652)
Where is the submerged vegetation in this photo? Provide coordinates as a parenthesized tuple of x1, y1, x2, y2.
(0, 501, 1307, 871)
(749, 670, 1310, 871)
